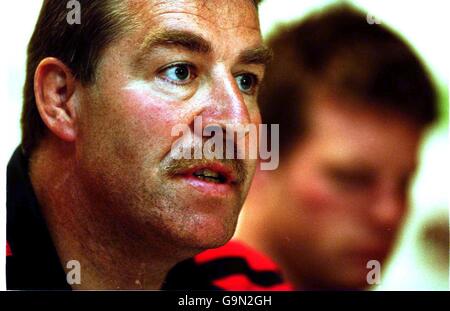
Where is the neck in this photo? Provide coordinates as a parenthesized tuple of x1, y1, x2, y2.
(235, 201, 274, 262)
(235, 175, 304, 290)
(29, 140, 177, 289)
(237, 204, 304, 290)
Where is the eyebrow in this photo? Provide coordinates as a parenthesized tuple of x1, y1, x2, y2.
(139, 29, 212, 55)
(237, 45, 273, 66)
(136, 29, 272, 67)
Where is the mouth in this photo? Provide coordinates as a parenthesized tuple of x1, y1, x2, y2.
(184, 162, 238, 185)
(162, 157, 246, 197)
(192, 168, 228, 184)
(170, 162, 241, 196)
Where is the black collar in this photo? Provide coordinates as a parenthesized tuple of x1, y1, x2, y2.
(6, 146, 71, 290)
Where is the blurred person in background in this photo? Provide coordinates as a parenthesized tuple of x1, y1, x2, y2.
(164, 4, 438, 291)
(235, 5, 438, 290)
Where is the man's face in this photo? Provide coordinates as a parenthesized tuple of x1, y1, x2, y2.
(75, 0, 264, 254)
(269, 97, 422, 289)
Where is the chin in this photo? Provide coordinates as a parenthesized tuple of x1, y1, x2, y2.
(174, 214, 237, 251)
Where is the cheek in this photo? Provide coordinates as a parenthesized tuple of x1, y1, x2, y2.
(249, 103, 262, 124)
(104, 87, 193, 161)
(284, 165, 361, 237)
(80, 85, 190, 178)
(121, 89, 183, 139)
(288, 167, 337, 215)
(285, 173, 353, 251)
(297, 174, 363, 225)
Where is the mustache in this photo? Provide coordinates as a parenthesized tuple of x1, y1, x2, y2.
(161, 157, 248, 184)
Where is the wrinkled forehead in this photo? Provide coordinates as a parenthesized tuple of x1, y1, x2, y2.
(148, 0, 258, 26)
(127, 0, 262, 44)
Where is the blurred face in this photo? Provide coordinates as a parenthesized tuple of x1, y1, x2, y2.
(75, 0, 264, 254)
(268, 97, 422, 289)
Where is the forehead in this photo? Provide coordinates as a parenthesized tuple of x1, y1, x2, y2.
(127, 0, 261, 46)
(141, 0, 259, 26)
(305, 97, 422, 169)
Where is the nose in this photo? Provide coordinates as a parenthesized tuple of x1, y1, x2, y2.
(371, 183, 407, 232)
(199, 68, 252, 127)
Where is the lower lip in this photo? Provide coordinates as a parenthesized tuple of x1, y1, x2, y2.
(178, 175, 236, 197)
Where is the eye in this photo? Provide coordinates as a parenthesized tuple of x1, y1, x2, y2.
(235, 73, 258, 94)
(327, 168, 375, 191)
(159, 63, 195, 85)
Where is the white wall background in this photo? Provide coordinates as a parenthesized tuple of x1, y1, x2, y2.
(0, 0, 44, 291)
(0, 0, 448, 290)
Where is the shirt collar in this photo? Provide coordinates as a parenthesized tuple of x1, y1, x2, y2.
(6, 146, 71, 290)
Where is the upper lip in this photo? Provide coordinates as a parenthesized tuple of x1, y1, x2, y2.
(176, 162, 239, 185)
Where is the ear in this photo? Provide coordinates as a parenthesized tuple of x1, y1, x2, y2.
(34, 57, 78, 142)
